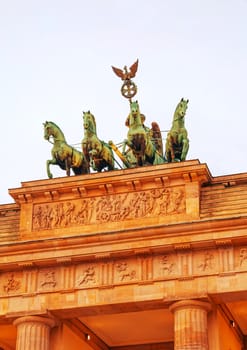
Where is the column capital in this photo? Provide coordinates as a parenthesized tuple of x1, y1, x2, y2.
(169, 299, 212, 313)
(13, 315, 56, 328)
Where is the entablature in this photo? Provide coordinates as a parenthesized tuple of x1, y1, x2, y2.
(7, 160, 211, 241)
(0, 235, 247, 320)
(0, 215, 247, 271)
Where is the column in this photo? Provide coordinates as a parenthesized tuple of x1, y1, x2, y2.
(169, 300, 211, 350)
(13, 316, 55, 350)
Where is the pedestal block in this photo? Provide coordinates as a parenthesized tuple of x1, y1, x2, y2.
(169, 300, 211, 350)
(13, 316, 55, 350)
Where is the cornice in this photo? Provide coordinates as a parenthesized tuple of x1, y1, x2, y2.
(8, 160, 211, 204)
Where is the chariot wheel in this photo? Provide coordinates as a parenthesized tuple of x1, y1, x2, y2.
(121, 81, 137, 99)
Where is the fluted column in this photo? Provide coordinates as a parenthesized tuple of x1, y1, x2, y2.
(169, 300, 211, 350)
(13, 316, 55, 350)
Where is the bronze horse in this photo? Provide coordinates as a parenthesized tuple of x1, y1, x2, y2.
(44, 121, 89, 178)
(81, 111, 115, 172)
(165, 98, 189, 162)
(123, 100, 164, 167)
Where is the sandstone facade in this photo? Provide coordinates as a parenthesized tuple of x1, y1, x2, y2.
(0, 160, 247, 349)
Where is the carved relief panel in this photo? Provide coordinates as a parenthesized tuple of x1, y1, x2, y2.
(193, 250, 217, 275)
(32, 187, 186, 231)
(114, 259, 139, 284)
(153, 254, 177, 279)
(38, 269, 58, 291)
(2, 273, 22, 294)
(75, 264, 98, 288)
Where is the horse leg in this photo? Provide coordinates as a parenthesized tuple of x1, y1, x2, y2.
(165, 136, 175, 162)
(140, 137, 146, 165)
(104, 146, 115, 171)
(65, 158, 71, 176)
(46, 159, 57, 179)
(107, 156, 115, 171)
(181, 138, 189, 161)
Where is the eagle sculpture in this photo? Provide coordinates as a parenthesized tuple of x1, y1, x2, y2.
(112, 59, 139, 81)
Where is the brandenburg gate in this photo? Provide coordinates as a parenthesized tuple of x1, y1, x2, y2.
(0, 60, 247, 349)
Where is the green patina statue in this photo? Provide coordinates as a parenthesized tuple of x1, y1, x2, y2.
(43, 61, 191, 178)
(123, 100, 165, 167)
(165, 98, 189, 162)
(81, 111, 115, 172)
(43, 121, 89, 178)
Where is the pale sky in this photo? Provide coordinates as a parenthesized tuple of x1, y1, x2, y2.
(1, 0, 247, 204)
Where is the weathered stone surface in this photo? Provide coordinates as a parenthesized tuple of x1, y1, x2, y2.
(0, 161, 246, 349)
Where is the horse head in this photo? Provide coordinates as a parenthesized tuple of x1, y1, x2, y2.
(83, 111, 96, 134)
(43, 121, 66, 143)
(130, 100, 140, 115)
(126, 100, 143, 128)
(43, 121, 53, 141)
(175, 98, 189, 119)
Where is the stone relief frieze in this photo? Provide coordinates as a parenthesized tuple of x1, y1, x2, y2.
(3, 273, 21, 293)
(39, 269, 57, 290)
(193, 250, 218, 275)
(76, 266, 96, 287)
(159, 255, 176, 275)
(115, 261, 137, 282)
(2, 246, 247, 297)
(198, 251, 214, 271)
(32, 187, 185, 230)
